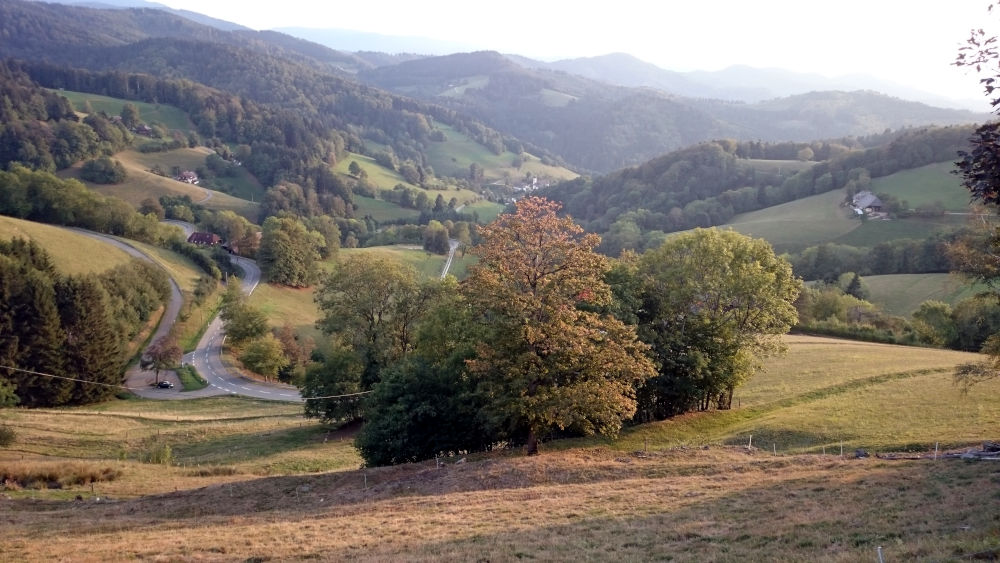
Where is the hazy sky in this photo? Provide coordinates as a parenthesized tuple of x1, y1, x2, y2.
(161, 0, 998, 103)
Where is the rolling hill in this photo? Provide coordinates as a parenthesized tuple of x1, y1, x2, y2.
(360, 51, 986, 172)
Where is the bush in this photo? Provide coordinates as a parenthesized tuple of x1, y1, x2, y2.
(0, 461, 121, 489)
(79, 156, 127, 184)
(0, 425, 15, 448)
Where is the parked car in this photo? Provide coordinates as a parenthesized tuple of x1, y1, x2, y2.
(156, 381, 174, 389)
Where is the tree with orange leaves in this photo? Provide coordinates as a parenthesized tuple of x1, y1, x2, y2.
(463, 197, 656, 455)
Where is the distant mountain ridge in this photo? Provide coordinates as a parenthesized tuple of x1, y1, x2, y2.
(359, 51, 986, 172)
(516, 53, 982, 111)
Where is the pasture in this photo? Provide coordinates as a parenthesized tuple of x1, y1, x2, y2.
(725, 189, 858, 252)
(422, 123, 577, 181)
(1, 335, 997, 561)
(864, 273, 983, 315)
(65, 149, 260, 221)
(0, 215, 133, 275)
(56, 89, 193, 131)
(869, 161, 971, 212)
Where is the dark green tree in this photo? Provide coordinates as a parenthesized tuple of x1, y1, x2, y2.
(80, 156, 127, 184)
(120, 102, 140, 129)
(55, 275, 122, 404)
(258, 216, 321, 288)
(219, 284, 268, 346)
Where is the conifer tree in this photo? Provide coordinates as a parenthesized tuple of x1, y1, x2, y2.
(55, 275, 122, 403)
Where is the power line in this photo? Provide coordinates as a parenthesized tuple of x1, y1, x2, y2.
(0, 364, 139, 390)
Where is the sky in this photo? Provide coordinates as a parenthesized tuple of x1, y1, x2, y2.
(160, 0, 999, 105)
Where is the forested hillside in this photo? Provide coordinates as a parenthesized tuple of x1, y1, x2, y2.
(0, 0, 547, 180)
(360, 51, 985, 172)
(542, 126, 975, 254)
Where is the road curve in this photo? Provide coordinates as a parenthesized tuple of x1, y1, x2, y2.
(184, 255, 304, 402)
(73, 226, 301, 401)
(70, 229, 183, 351)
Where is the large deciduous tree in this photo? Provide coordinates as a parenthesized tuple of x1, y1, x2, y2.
(463, 196, 656, 455)
(634, 228, 800, 420)
(314, 256, 445, 390)
(258, 216, 321, 288)
(219, 283, 268, 346)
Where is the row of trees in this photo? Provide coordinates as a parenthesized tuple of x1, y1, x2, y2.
(0, 239, 170, 406)
(303, 198, 800, 464)
(0, 165, 182, 245)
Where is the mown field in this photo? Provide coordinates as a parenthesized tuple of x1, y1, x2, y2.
(869, 161, 971, 212)
(726, 162, 975, 254)
(725, 189, 858, 253)
(2, 335, 998, 561)
(56, 89, 193, 131)
(864, 273, 983, 315)
(423, 123, 577, 182)
(0, 215, 133, 275)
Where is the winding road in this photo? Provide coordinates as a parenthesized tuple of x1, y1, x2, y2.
(78, 226, 301, 402)
(183, 255, 302, 402)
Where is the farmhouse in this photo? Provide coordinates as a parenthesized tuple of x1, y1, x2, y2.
(851, 190, 883, 215)
(187, 232, 221, 246)
(176, 170, 200, 185)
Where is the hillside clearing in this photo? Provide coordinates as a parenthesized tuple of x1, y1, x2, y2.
(869, 161, 971, 212)
(62, 149, 260, 221)
(54, 89, 193, 131)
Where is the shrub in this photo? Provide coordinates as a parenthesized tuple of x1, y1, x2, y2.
(0, 461, 122, 489)
(0, 425, 15, 448)
(80, 156, 127, 184)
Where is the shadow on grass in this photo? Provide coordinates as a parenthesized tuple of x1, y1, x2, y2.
(6, 450, 996, 562)
(170, 423, 340, 466)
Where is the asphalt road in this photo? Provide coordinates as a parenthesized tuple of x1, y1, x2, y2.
(184, 255, 304, 402)
(75, 226, 301, 402)
(70, 229, 183, 350)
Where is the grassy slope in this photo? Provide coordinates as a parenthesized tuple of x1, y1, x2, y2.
(0, 215, 133, 275)
(868, 161, 971, 211)
(1, 335, 997, 561)
(424, 123, 577, 182)
(725, 163, 973, 253)
(56, 90, 193, 131)
(725, 189, 858, 253)
(62, 149, 260, 221)
(864, 273, 984, 315)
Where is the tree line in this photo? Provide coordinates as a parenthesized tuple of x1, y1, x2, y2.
(0, 239, 170, 407)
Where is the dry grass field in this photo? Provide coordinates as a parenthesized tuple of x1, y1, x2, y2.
(1, 336, 999, 561)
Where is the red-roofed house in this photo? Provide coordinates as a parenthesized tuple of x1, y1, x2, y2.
(187, 232, 221, 246)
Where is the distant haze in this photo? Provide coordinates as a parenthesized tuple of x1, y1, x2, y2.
(160, 1, 993, 108)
